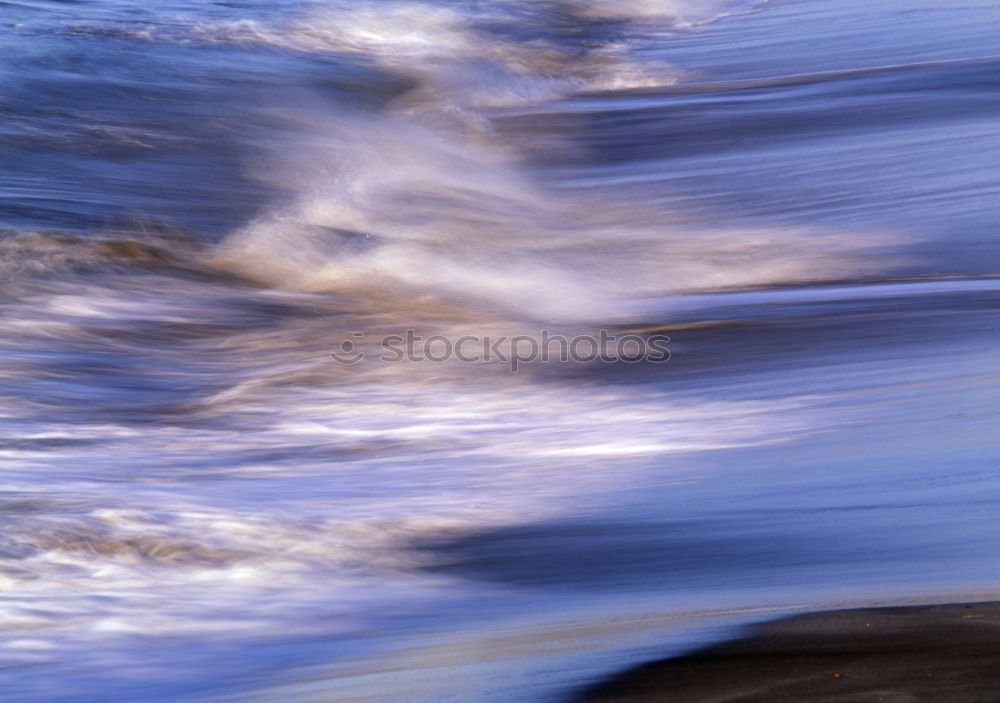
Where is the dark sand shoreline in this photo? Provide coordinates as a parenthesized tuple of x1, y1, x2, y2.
(572, 601, 1000, 702)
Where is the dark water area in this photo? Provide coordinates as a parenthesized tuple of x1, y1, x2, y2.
(2, 1, 1000, 701)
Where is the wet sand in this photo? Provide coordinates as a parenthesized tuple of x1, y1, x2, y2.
(573, 601, 1000, 702)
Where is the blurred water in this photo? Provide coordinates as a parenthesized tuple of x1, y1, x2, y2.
(2, 1, 999, 701)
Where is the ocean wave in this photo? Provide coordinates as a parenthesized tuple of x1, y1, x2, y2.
(212, 103, 899, 322)
(183, 0, 890, 323)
